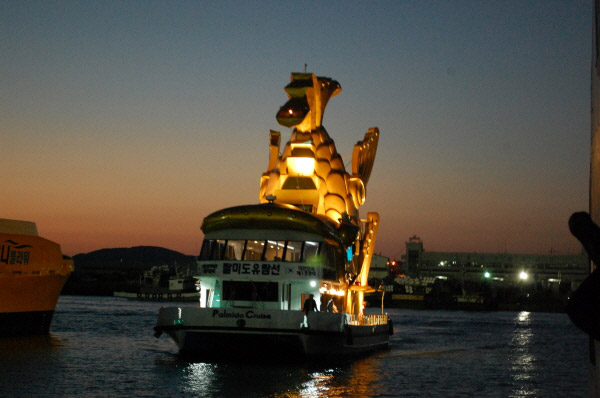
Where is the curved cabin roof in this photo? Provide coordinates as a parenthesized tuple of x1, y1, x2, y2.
(201, 203, 344, 245)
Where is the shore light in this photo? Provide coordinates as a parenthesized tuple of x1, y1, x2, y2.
(519, 271, 528, 280)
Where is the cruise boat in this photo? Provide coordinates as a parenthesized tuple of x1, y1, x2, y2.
(154, 73, 392, 356)
(0, 218, 74, 335)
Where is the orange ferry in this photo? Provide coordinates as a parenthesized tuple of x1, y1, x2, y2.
(0, 218, 73, 335)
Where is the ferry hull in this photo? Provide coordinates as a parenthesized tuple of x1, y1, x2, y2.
(0, 223, 73, 337)
(155, 307, 391, 357)
(0, 310, 55, 335)
(164, 327, 390, 358)
(0, 274, 70, 336)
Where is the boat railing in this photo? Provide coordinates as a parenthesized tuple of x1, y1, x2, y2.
(345, 313, 388, 326)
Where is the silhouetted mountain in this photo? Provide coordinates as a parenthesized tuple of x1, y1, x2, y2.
(63, 246, 196, 296)
(73, 246, 196, 272)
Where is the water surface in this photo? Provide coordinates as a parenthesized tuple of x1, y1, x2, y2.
(0, 296, 588, 397)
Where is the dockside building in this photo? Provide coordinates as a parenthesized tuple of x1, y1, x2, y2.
(401, 235, 587, 290)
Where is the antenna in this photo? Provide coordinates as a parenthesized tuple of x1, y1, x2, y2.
(304, 63, 307, 73)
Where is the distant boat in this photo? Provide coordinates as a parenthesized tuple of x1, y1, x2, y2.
(114, 265, 199, 302)
(0, 218, 74, 335)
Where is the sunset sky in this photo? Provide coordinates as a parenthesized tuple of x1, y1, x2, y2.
(1, 1, 591, 258)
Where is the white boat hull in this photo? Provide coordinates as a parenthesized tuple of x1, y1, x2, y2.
(155, 307, 391, 357)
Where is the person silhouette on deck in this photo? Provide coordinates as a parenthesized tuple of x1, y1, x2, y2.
(304, 294, 318, 315)
(327, 297, 338, 313)
(302, 294, 318, 328)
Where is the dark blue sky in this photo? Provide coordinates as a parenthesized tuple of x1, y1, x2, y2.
(0, 1, 592, 256)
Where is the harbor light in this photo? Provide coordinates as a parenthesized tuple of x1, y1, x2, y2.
(519, 271, 528, 280)
(484, 271, 491, 279)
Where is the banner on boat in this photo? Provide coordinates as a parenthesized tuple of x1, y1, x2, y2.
(200, 262, 319, 279)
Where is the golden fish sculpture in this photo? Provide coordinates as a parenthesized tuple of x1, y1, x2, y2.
(259, 72, 380, 312)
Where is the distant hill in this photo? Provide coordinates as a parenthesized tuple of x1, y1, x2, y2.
(73, 246, 196, 272)
(63, 246, 197, 296)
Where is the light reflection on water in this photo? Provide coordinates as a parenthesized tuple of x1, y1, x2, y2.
(184, 362, 218, 393)
(138, 307, 586, 398)
(295, 371, 335, 398)
(509, 311, 538, 397)
(0, 297, 587, 398)
(178, 354, 386, 398)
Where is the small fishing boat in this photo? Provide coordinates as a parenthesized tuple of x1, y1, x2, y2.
(114, 265, 199, 302)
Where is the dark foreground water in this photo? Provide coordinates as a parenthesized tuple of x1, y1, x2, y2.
(0, 296, 589, 397)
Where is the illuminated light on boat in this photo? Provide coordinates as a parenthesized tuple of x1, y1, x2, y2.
(288, 157, 315, 175)
(288, 146, 316, 175)
(319, 285, 346, 297)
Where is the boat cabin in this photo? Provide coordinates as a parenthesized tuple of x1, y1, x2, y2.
(194, 204, 350, 313)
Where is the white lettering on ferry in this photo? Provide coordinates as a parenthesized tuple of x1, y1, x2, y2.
(212, 309, 271, 319)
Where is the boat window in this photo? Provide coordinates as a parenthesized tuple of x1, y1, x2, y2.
(244, 240, 265, 261)
(337, 246, 345, 265)
(326, 243, 347, 267)
(264, 240, 286, 261)
(215, 239, 227, 260)
(199, 240, 211, 260)
(222, 281, 278, 302)
(199, 239, 227, 260)
(224, 240, 245, 260)
(200, 239, 329, 263)
(282, 176, 316, 190)
(284, 241, 303, 262)
(323, 266, 337, 280)
(303, 241, 320, 261)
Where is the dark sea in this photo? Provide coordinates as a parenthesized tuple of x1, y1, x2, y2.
(0, 296, 589, 397)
